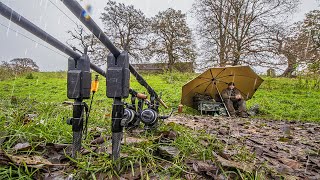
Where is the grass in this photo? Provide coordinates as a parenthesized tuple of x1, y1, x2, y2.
(0, 71, 319, 179)
(247, 76, 320, 121)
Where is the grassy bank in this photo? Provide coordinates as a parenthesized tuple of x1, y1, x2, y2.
(0, 72, 319, 178)
(2, 71, 318, 121)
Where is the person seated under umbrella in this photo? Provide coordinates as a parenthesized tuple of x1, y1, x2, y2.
(221, 82, 248, 118)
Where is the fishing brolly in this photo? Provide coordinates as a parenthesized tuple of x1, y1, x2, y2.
(181, 66, 264, 108)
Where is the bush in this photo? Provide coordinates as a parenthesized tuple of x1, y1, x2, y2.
(25, 73, 36, 79)
(0, 67, 14, 81)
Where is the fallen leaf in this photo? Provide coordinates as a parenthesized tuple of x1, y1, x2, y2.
(212, 151, 253, 172)
(122, 137, 148, 145)
(44, 171, 67, 180)
(46, 143, 70, 151)
(90, 136, 110, 145)
(100, 146, 128, 158)
(158, 146, 180, 159)
(121, 167, 146, 180)
(0, 150, 12, 165)
(184, 173, 206, 180)
(279, 158, 302, 169)
(13, 142, 32, 151)
(199, 140, 209, 147)
(47, 152, 64, 164)
(81, 146, 97, 155)
(95, 172, 109, 180)
(105, 113, 111, 117)
(218, 128, 228, 135)
(192, 160, 217, 173)
(159, 130, 178, 141)
(276, 164, 294, 174)
(282, 175, 300, 180)
(9, 155, 52, 165)
(218, 150, 235, 160)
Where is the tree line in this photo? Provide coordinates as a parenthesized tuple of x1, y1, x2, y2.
(67, 0, 320, 77)
(67, 1, 197, 72)
(0, 58, 39, 80)
(2, 0, 317, 77)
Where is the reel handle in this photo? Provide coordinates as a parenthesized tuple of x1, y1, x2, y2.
(136, 92, 148, 99)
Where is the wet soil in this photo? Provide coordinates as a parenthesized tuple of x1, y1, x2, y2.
(166, 115, 320, 179)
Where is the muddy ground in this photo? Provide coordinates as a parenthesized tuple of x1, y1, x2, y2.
(1, 115, 319, 179)
(166, 115, 320, 179)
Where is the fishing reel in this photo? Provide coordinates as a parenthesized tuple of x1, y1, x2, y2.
(121, 89, 173, 130)
(140, 104, 174, 129)
(121, 107, 139, 128)
(140, 108, 158, 128)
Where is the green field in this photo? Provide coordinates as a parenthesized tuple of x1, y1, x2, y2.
(0, 72, 319, 179)
(1, 72, 319, 121)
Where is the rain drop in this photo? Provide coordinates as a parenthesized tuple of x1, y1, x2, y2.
(6, 23, 11, 36)
(10, 76, 17, 97)
(58, 16, 61, 24)
(44, 0, 49, 10)
(25, 49, 28, 55)
(6, 10, 13, 36)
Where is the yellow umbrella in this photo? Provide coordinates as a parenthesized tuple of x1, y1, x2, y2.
(181, 66, 264, 108)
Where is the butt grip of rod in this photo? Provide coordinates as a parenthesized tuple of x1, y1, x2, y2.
(158, 98, 168, 109)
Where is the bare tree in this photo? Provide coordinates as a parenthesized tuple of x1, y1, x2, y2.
(66, 1, 150, 65)
(66, 26, 107, 65)
(272, 29, 300, 77)
(100, 0, 150, 63)
(148, 8, 197, 71)
(193, 0, 233, 67)
(66, 26, 95, 54)
(193, 0, 299, 68)
(270, 10, 320, 77)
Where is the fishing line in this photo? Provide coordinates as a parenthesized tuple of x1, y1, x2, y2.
(0, 22, 68, 58)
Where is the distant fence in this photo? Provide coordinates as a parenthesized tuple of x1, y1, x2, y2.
(131, 62, 194, 73)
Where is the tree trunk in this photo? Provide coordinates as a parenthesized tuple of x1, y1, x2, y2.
(232, 49, 241, 66)
(280, 54, 297, 78)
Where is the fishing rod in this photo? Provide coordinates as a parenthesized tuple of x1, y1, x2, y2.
(61, 0, 169, 168)
(0, 1, 170, 169)
(0, 2, 107, 157)
(0, 2, 106, 77)
(61, 0, 168, 109)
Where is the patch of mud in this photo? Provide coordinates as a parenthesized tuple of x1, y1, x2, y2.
(167, 115, 320, 179)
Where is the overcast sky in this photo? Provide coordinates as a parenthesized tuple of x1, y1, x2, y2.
(0, 0, 319, 72)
